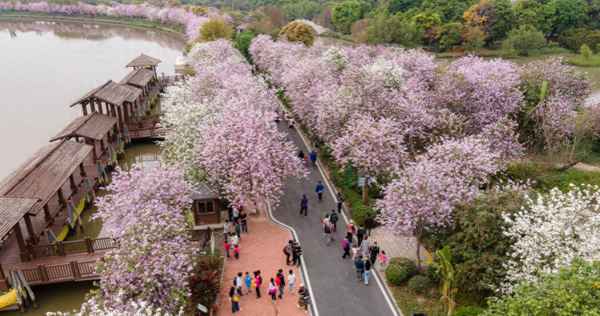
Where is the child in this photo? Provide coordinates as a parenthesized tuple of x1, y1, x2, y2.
(224, 239, 231, 258)
(268, 278, 277, 302)
(244, 272, 252, 294)
(234, 244, 240, 259)
(288, 270, 296, 293)
(378, 250, 389, 267)
(229, 286, 240, 313)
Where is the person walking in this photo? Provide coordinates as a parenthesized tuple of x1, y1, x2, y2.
(297, 284, 310, 311)
(244, 272, 252, 294)
(235, 272, 244, 296)
(268, 278, 278, 302)
(288, 270, 296, 293)
(323, 217, 332, 245)
(364, 258, 372, 285)
(233, 207, 240, 222)
(309, 149, 317, 167)
(300, 194, 308, 216)
(357, 226, 365, 247)
(235, 220, 242, 239)
(354, 255, 365, 281)
(329, 210, 338, 232)
(315, 181, 325, 202)
(292, 242, 302, 266)
(284, 240, 293, 265)
(234, 244, 240, 259)
(379, 250, 389, 267)
(240, 211, 248, 233)
(336, 192, 344, 213)
(229, 286, 240, 313)
(369, 241, 380, 265)
(230, 233, 239, 248)
(360, 236, 370, 258)
(341, 237, 351, 259)
(298, 150, 305, 161)
(254, 271, 262, 298)
(223, 220, 230, 240)
(277, 269, 286, 299)
(224, 238, 231, 258)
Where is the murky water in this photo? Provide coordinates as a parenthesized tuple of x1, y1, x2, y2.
(0, 19, 182, 180)
(0, 18, 173, 314)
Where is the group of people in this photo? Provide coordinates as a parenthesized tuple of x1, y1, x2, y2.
(229, 268, 311, 313)
(297, 149, 318, 169)
(223, 207, 248, 260)
(283, 240, 303, 266)
(344, 221, 388, 286)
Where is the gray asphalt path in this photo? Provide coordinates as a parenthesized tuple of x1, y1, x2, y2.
(272, 123, 397, 316)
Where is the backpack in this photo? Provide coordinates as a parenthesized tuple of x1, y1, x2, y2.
(330, 213, 338, 223)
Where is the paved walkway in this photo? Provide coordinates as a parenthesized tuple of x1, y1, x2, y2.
(273, 123, 398, 316)
(216, 214, 304, 316)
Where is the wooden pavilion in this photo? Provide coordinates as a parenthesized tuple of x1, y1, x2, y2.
(50, 113, 120, 167)
(0, 140, 93, 263)
(126, 53, 161, 74)
(120, 68, 160, 117)
(70, 80, 142, 135)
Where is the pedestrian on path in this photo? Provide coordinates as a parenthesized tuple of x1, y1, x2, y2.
(364, 258, 371, 285)
(298, 284, 309, 311)
(369, 241, 380, 265)
(233, 207, 240, 222)
(300, 194, 308, 216)
(329, 210, 338, 232)
(288, 270, 296, 293)
(357, 226, 366, 247)
(341, 237, 351, 259)
(254, 271, 263, 298)
(230, 233, 239, 247)
(379, 250, 389, 267)
(315, 181, 325, 201)
(284, 240, 293, 265)
(235, 272, 244, 296)
(277, 269, 286, 299)
(323, 217, 333, 245)
(240, 211, 248, 233)
(229, 286, 241, 313)
(268, 278, 278, 302)
(347, 220, 356, 238)
(234, 244, 240, 259)
(354, 255, 365, 281)
(292, 242, 302, 266)
(336, 192, 344, 213)
(224, 239, 231, 258)
(360, 236, 370, 258)
(223, 220, 231, 240)
(244, 272, 252, 294)
(351, 245, 359, 261)
(309, 149, 317, 167)
(235, 220, 242, 239)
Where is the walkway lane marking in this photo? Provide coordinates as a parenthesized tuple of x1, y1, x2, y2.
(293, 126, 403, 316)
(266, 202, 321, 316)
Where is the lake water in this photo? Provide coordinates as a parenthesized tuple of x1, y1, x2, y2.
(0, 19, 178, 314)
(0, 19, 182, 180)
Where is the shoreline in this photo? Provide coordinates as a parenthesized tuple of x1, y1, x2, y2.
(0, 12, 186, 41)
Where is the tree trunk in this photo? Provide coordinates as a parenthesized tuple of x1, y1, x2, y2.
(362, 182, 369, 204)
(416, 238, 422, 270)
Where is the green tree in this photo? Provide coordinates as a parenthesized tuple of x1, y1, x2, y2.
(282, 0, 322, 20)
(581, 43, 593, 59)
(366, 12, 422, 46)
(502, 25, 546, 56)
(413, 10, 442, 45)
(279, 21, 316, 46)
(388, 0, 422, 14)
(420, 0, 477, 22)
(484, 260, 600, 315)
(437, 22, 463, 51)
(558, 28, 600, 51)
(233, 30, 255, 61)
(198, 18, 233, 42)
(547, 0, 589, 36)
(437, 246, 457, 316)
(462, 25, 486, 50)
(332, 0, 364, 34)
(488, 0, 514, 43)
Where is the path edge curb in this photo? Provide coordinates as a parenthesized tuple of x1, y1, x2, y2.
(265, 202, 320, 316)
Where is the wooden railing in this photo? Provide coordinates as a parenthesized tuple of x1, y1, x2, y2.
(25, 237, 117, 260)
(20, 260, 99, 285)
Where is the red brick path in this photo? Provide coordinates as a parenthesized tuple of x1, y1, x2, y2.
(216, 213, 306, 316)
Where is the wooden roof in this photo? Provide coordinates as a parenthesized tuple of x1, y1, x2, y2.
(191, 183, 219, 200)
(70, 80, 142, 107)
(0, 197, 39, 240)
(50, 113, 117, 142)
(0, 141, 92, 214)
(120, 68, 155, 88)
(126, 54, 161, 68)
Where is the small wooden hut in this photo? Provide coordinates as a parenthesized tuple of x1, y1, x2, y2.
(191, 183, 222, 226)
(70, 80, 142, 135)
(126, 53, 161, 76)
(120, 68, 160, 117)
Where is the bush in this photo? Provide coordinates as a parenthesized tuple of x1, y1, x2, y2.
(581, 44, 593, 59)
(234, 30, 255, 61)
(558, 28, 600, 52)
(454, 306, 485, 316)
(502, 25, 546, 56)
(407, 275, 432, 294)
(198, 18, 233, 42)
(279, 21, 316, 46)
(386, 258, 418, 285)
(424, 264, 440, 284)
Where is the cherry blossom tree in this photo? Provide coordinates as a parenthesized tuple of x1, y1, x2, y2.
(377, 136, 502, 267)
(500, 184, 600, 293)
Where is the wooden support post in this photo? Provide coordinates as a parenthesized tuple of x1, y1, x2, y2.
(110, 104, 116, 118)
(79, 163, 87, 178)
(38, 265, 48, 282)
(85, 238, 94, 254)
(58, 188, 66, 206)
(24, 214, 37, 244)
(81, 103, 88, 116)
(70, 261, 81, 279)
(0, 263, 4, 280)
(117, 106, 124, 131)
(14, 224, 27, 256)
(90, 100, 96, 113)
(43, 204, 51, 223)
(69, 174, 77, 192)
